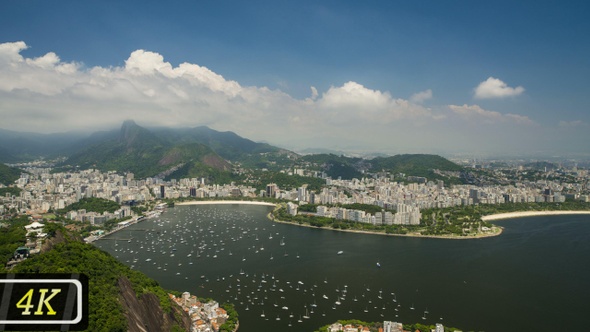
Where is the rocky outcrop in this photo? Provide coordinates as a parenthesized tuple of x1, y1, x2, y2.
(118, 276, 191, 332)
(41, 229, 82, 253)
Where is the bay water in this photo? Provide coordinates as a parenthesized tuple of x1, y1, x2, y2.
(95, 204, 590, 331)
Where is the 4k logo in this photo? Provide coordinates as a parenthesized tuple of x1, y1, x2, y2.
(0, 274, 88, 331)
(16, 288, 62, 315)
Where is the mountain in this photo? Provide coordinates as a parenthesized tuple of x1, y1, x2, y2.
(0, 163, 22, 185)
(301, 154, 366, 180)
(153, 126, 279, 158)
(151, 126, 296, 170)
(62, 120, 231, 180)
(369, 154, 463, 175)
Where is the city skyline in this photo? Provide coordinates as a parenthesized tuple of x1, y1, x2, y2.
(1, 1, 589, 157)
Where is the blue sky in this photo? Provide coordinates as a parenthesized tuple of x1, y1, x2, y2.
(1, 0, 589, 157)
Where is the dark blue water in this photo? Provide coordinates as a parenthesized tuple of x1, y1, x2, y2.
(95, 205, 590, 331)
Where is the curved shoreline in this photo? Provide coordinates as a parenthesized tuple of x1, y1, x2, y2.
(481, 210, 590, 221)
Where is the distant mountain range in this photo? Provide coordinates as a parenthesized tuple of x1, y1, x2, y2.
(0, 121, 465, 184)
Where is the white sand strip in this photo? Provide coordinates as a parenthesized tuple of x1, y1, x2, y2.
(481, 210, 590, 221)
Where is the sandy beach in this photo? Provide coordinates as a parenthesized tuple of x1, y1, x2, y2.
(175, 200, 276, 207)
(481, 210, 590, 221)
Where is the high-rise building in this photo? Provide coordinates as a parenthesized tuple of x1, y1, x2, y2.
(266, 183, 278, 198)
(160, 185, 165, 198)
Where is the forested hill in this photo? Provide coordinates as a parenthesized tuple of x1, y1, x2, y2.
(369, 154, 463, 175)
(10, 224, 191, 331)
(61, 120, 231, 180)
(0, 163, 22, 185)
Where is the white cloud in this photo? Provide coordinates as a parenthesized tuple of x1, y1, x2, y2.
(310, 86, 318, 100)
(0, 41, 27, 64)
(316, 81, 433, 124)
(474, 77, 524, 99)
(410, 89, 432, 104)
(449, 104, 535, 125)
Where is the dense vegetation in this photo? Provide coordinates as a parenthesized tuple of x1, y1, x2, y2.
(301, 154, 365, 180)
(0, 215, 28, 265)
(10, 225, 184, 332)
(369, 154, 464, 184)
(220, 303, 239, 332)
(165, 158, 237, 185)
(0, 162, 22, 185)
(0, 186, 21, 197)
(421, 201, 590, 236)
(59, 197, 121, 214)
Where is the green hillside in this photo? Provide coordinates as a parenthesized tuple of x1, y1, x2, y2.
(0, 163, 21, 185)
(62, 121, 231, 179)
(369, 154, 464, 182)
(9, 225, 189, 331)
(301, 154, 365, 180)
(153, 126, 295, 170)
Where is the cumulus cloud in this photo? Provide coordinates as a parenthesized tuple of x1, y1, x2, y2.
(449, 104, 535, 125)
(474, 77, 524, 99)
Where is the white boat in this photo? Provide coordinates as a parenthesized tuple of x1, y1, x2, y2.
(303, 308, 310, 319)
(337, 251, 344, 255)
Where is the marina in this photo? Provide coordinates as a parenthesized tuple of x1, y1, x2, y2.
(95, 204, 590, 332)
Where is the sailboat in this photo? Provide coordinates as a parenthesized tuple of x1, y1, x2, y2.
(303, 308, 310, 319)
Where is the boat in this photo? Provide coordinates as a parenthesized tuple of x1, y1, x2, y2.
(376, 262, 381, 268)
(337, 251, 344, 255)
(323, 295, 329, 300)
(303, 308, 310, 319)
